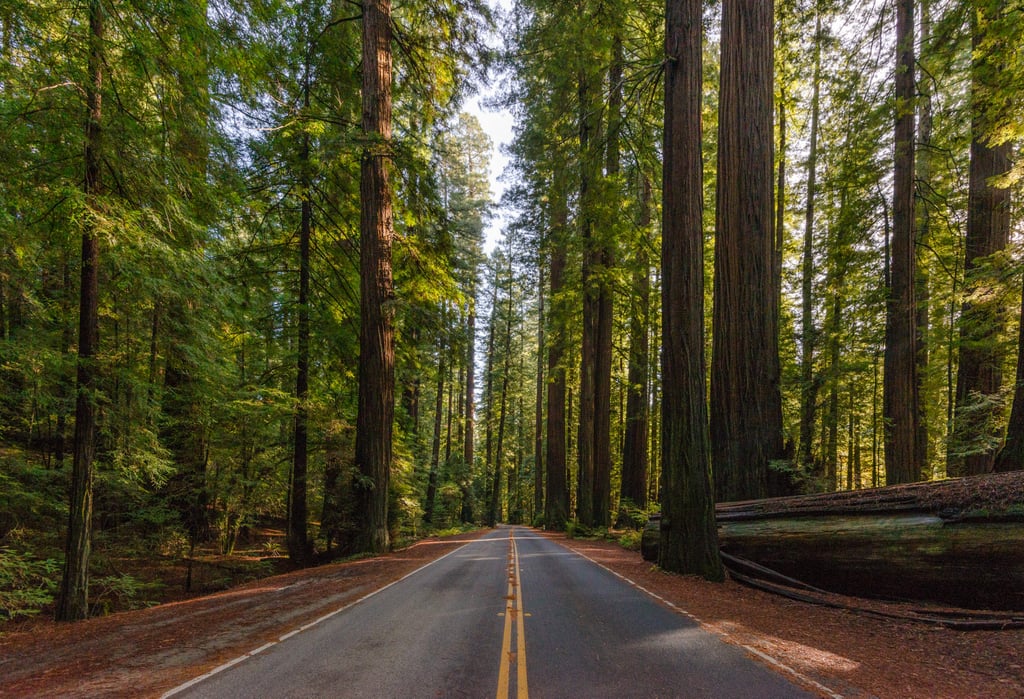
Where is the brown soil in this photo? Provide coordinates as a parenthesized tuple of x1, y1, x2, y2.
(2, 528, 1021, 698)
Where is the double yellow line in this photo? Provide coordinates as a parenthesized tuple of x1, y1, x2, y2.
(496, 530, 529, 699)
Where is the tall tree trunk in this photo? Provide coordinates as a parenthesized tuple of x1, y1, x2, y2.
(826, 293, 841, 491)
(576, 64, 598, 528)
(659, 0, 723, 581)
(424, 327, 446, 525)
(884, 0, 922, 485)
(799, 8, 823, 481)
(491, 280, 513, 526)
(403, 326, 421, 439)
(533, 266, 545, 520)
(462, 301, 476, 522)
(288, 182, 312, 565)
(711, 0, 785, 501)
(591, 34, 622, 529)
(354, 0, 394, 553)
(949, 1, 1013, 477)
(620, 174, 652, 517)
(56, 255, 74, 468)
(444, 356, 457, 471)
(484, 281, 499, 526)
(57, 0, 103, 622)
(545, 195, 570, 530)
(288, 52, 314, 563)
(915, 0, 933, 474)
(846, 383, 855, 490)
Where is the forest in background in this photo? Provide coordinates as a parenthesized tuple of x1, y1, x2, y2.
(1, 0, 1020, 620)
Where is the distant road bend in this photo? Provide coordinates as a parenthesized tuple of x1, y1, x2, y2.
(165, 527, 820, 698)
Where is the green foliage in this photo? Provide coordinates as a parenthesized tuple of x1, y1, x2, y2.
(0, 458, 67, 543)
(0, 549, 60, 620)
(615, 530, 642, 552)
(89, 574, 164, 616)
(615, 499, 650, 531)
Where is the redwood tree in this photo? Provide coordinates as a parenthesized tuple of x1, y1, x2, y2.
(710, 0, 785, 502)
(884, 0, 923, 484)
(659, 0, 723, 581)
(57, 0, 103, 621)
(544, 189, 570, 530)
(353, 0, 395, 553)
(620, 174, 652, 516)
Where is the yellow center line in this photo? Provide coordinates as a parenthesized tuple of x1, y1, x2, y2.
(513, 533, 529, 698)
(496, 530, 529, 699)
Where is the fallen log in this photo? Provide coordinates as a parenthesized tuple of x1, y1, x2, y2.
(642, 471, 1024, 612)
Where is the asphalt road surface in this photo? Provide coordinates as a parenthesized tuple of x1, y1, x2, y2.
(166, 527, 818, 698)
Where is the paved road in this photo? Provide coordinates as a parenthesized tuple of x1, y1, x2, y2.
(167, 528, 818, 698)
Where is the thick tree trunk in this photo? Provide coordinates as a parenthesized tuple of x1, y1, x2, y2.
(491, 259, 515, 524)
(402, 326, 421, 439)
(424, 330, 446, 525)
(484, 281, 499, 526)
(545, 198, 570, 530)
(287, 187, 312, 565)
(57, 0, 103, 622)
(711, 0, 785, 501)
(576, 67, 597, 528)
(620, 174, 651, 516)
(659, 0, 722, 581)
(915, 0, 933, 473)
(353, 0, 394, 553)
(462, 303, 476, 522)
(533, 267, 545, 520)
(884, 0, 922, 485)
(591, 33, 622, 530)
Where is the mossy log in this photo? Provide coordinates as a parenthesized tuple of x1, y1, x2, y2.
(643, 471, 1024, 611)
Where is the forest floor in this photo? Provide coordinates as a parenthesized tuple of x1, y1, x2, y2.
(1, 528, 1022, 698)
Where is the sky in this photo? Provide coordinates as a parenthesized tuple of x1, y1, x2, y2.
(468, 0, 515, 253)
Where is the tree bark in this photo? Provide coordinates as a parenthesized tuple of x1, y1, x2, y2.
(884, 0, 923, 485)
(288, 188, 312, 564)
(424, 326, 446, 525)
(620, 174, 652, 515)
(659, 0, 723, 581)
(591, 33, 622, 530)
(576, 65, 597, 528)
(545, 194, 570, 530)
(711, 0, 785, 501)
(915, 0, 933, 474)
(287, 52, 314, 563)
(462, 302, 476, 521)
(57, 0, 103, 622)
(533, 266, 545, 520)
(484, 279, 499, 526)
(353, 0, 394, 553)
(491, 262, 514, 525)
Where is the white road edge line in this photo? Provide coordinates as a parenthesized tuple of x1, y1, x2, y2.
(160, 536, 486, 698)
(566, 544, 844, 699)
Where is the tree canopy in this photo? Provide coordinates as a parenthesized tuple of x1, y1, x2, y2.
(0, 0, 1020, 617)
